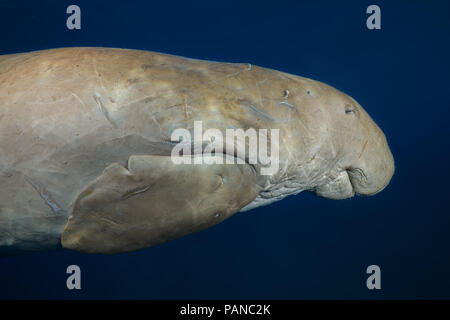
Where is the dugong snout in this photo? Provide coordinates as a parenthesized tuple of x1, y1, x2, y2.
(342, 102, 395, 196)
(312, 85, 394, 199)
(347, 131, 394, 196)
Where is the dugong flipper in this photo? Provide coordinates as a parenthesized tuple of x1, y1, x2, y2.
(62, 155, 263, 253)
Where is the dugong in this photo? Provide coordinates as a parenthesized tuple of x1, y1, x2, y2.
(0, 48, 394, 254)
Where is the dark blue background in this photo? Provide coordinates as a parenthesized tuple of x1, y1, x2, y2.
(0, 0, 449, 299)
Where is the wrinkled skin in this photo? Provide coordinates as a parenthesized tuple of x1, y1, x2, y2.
(0, 48, 394, 254)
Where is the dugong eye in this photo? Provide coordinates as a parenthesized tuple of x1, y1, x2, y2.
(345, 104, 357, 115)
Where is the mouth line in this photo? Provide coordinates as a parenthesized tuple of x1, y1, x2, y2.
(346, 167, 368, 196)
(346, 167, 391, 196)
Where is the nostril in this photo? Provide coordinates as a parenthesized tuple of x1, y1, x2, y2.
(345, 104, 357, 115)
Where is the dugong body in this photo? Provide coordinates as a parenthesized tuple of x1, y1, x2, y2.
(0, 48, 394, 254)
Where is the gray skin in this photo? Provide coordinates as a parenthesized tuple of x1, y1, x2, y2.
(0, 47, 394, 254)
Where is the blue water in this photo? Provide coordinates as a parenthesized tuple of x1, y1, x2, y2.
(0, 0, 449, 299)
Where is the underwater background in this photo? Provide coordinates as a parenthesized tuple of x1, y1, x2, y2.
(0, 0, 449, 299)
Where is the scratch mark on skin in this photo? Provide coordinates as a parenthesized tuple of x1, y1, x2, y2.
(25, 176, 66, 216)
(117, 94, 157, 109)
(151, 112, 164, 136)
(359, 139, 369, 159)
(92, 59, 107, 93)
(184, 95, 190, 120)
(97, 216, 120, 228)
(121, 185, 151, 200)
(117, 63, 251, 109)
(296, 116, 311, 136)
(71, 92, 86, 108)
(269, 89, 275, 112)
(255, 79, 264, 109)
(94, 92, 117, 128)
(281, 136, 294, 174)
(246, 103, 275, 121)
(279, 101, 296, 110)
(227, 63, 252, 79)
(165, 103, 183, 110)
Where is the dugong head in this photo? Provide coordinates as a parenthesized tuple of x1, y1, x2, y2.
(300, 83, 395, 199)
